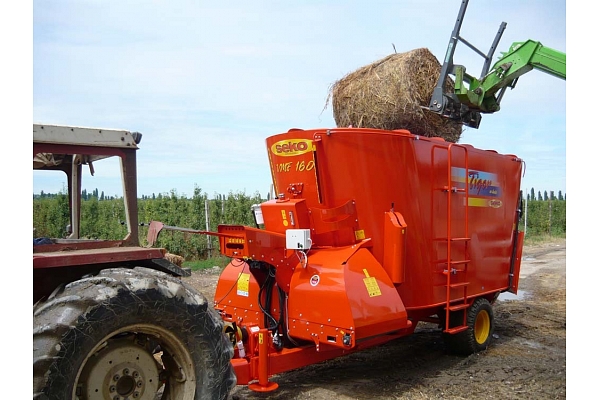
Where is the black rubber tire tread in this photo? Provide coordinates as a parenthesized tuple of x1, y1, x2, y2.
(443, 297, 495, 355)
(33, 267, 236, 400)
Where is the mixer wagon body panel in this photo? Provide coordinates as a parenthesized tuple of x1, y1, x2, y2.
(265, 127, 523, 310)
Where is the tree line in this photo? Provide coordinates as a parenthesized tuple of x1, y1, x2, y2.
(526, 188, 565, 202)
(35, 188, 118, 201)
(522, 189, 566, 237)
(33, 187, 565, 260)
(33, 187, 264, 260)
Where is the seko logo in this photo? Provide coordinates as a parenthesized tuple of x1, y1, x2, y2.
(271, 139, 314, 157)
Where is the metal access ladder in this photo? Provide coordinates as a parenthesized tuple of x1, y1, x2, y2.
(431, 143, 471, 334)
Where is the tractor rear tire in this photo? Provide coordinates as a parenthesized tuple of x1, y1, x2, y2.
(33, 267, 236, 400)
(443, 297, 494, 355)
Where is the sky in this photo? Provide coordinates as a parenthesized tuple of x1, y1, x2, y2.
(30, 0, 567, 199)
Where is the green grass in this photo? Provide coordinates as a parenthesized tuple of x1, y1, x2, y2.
(183, 255, 231, 272)
(523, 233, 566, 246)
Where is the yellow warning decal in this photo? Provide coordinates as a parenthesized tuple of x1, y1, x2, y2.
(237, 273, 250, 297)
(362, 269, 381, 297)
(355, 229, 365, 240)
(281, 210, 289, 227)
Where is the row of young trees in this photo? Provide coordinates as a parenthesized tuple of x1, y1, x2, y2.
(522, 196, 566, 237)
(33, 186, 264, 260)
(35, 188, 118, 201)
(526, 188, 565, 201)
(33, 187, 565, 261)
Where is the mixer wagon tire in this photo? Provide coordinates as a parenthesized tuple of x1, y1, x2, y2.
(33, 267, 236, 400)
(443, 298, 494, 355)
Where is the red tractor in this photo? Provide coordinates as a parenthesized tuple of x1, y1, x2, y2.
(33, 124, 235, 399)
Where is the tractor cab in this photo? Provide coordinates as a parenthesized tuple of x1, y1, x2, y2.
(33, 124, 142, 246)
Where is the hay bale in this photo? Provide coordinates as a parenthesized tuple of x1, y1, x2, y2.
(327, 48, 463, 142)
(165, 252, 184, 267)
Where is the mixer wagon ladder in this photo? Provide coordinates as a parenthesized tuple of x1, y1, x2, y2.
(432, 143, 471, 334)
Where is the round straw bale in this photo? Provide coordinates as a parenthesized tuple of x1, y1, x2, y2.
(326, 48, 463, 142)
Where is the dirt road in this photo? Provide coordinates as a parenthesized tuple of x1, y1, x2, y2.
(184, 238, 566, 399)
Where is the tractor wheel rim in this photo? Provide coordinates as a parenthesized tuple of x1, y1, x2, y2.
(474, 310, 491, 344)
(75, 325, 196, 400)
(77, 336, 159, 400)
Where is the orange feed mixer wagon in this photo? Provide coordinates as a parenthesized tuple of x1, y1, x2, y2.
(151, 126, 525, 392)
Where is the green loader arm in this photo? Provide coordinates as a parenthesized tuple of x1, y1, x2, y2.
(454, 40, 566, 114)
(428, 0, 566, 129)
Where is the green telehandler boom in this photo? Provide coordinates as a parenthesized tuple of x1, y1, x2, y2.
(428, 0, 566, 128)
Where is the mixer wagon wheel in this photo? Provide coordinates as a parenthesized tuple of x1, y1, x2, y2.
(33, 267, 236, 400)
(443, 297, 495, 355)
